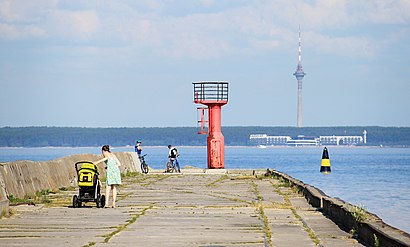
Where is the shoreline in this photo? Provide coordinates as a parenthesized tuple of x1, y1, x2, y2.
(1, 145, 408, 149)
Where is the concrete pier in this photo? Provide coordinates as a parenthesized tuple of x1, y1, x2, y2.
(0, 170, 366, 247)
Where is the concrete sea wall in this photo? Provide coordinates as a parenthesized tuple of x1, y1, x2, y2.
(0, 152, 140, 215)
(271, 169, 410, 247)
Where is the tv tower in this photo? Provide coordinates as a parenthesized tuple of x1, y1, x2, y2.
(293, 26, 306, 128)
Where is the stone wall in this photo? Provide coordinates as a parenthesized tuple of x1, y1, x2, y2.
(271, 169, 410, 247)
(0, 152, 140, 215)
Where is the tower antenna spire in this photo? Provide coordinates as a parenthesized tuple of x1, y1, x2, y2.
(298, 25, 302, 64)
(293, 25, 306, 128)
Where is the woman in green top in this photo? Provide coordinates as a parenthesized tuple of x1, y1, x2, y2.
(94, 145, 122, 208)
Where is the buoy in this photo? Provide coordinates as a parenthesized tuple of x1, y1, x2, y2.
(320, 147, 331, 174)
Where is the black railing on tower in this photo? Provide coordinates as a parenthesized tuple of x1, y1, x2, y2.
(193, 82, 228, 102)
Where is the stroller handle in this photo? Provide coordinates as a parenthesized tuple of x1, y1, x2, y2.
(75, 161, 99, 175)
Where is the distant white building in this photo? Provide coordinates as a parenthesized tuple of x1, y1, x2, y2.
(249, 134, 291, 146)
(320, 135, 363, 146)
(250, 132, 366, 146)
(287, 135, 319, 147)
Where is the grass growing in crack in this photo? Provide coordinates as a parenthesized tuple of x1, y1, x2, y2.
(117, 192, 132, 201)
(350, 205, 368, 222)
(231, 175, 257, 180)
(291, 208, 321, 246)
(81, 242, 96, 247)
(140, 174, 171, 186)
(270, 178, 321, 246)
(291, 186, 303, 195)
(277, 177, 290, 187)
(122, 171, 140, 178)
(205, 192, 252, 205)
(250, 181, 263, 202)
(206, 175, 229, 187)
(250, 180, 273, 247)
(257, 204, 272, 247)
(264, 202, 292, 210)
(58, 186, 75, 191)
(103, 205, 153, 243)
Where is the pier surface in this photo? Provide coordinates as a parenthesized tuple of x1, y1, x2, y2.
(0, 170, 363, 247)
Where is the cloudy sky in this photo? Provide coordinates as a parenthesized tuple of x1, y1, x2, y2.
(1, 0, 409, 127)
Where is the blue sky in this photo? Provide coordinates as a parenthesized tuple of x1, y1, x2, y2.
(1, 0, 409, 127)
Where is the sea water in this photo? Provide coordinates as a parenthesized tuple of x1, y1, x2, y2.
(1, 146, 409, 233)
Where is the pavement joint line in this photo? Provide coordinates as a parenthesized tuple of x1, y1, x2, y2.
(139, 174, 172, 187)
(206, 174, 229, 187)
(203, 191, 253, 205)
(251, 180, 273, 247)
(270, 177, 323, 246)
(102, 204, 154, 243)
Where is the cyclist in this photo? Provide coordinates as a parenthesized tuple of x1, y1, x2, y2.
(135, 140, 142, 158)
(166, 144, 180, 173)
(135, 140, 149, 173)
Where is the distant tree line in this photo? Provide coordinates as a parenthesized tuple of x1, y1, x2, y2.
(0, 126, 409, 147)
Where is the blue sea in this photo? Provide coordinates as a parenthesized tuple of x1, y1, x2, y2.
(1, 146, 409, 234)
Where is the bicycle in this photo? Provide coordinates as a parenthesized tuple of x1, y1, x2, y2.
(139, 154, 149, 174)
(165, 158, 180, 173)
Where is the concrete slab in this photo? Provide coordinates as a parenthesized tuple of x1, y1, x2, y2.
(0, 172, 364, 247)
(205, 169, 228, 174)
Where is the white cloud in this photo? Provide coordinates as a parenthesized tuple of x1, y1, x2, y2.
(0, 23, 46, 40)
(47, 9, 100, 41)
(0, 0, 408, 59)
(305, 31, 375, 58)
(0, 0, 57, 22)
(200, 0, 215, 7)
(353, 0, 410, 25)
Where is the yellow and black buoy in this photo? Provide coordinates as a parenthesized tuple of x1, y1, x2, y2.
(320, 147, 331, 174)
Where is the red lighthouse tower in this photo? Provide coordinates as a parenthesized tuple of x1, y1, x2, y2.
(193, 82, 228, 169)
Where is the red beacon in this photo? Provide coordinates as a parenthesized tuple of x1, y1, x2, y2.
(193, 82, 228, 169)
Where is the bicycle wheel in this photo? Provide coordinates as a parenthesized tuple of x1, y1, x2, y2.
(141, 162, 149, 174)
(166, 161, 173, 173)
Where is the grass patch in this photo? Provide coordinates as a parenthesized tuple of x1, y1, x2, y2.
(0, 208, 8, 218)
(231, 175, 257, 180)
(374, 234, 380, 247)
(257, 204, 272, 247)
(81, 242, 96, 247)
(278, 177, 290, 187)
(58, 186, 75, 191)
(8, 186, 77, 207)
(122, 171, 140, 178)
(350, 205, 368, 222)
(264, 202, 292, 210)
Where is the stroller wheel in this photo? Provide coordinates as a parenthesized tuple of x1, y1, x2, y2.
(72, 195, 78, 208)
(96, 195, 101, 208)
(100, 195, 106, 208)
